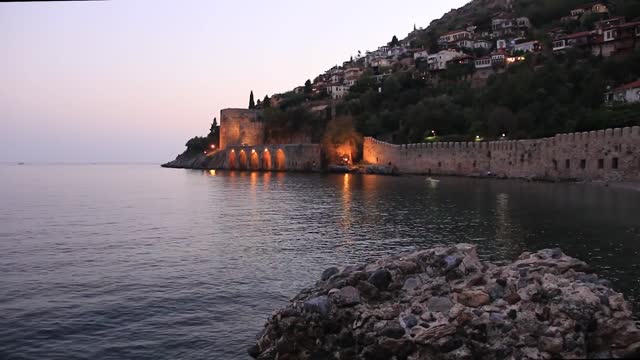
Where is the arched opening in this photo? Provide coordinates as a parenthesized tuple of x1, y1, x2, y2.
(228, 151, 237, 169)
(262, 150, 272, 171)
(239, 150, 248, 170)
(250, 150, 259, 170)
(275, 149, 286, 171)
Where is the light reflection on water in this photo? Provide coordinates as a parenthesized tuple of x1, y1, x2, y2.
(0, 164, 639, 360)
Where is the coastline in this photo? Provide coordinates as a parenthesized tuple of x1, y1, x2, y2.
(162, 151, 640, 191)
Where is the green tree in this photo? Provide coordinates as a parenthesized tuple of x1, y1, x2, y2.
(249, 90, 255, 109)
(263, 95, 271, 108)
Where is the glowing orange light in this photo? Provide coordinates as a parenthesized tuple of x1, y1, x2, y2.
(209, 170, 216, 176)
(211, 145, 216, 149)
(252, 149, 256, 153)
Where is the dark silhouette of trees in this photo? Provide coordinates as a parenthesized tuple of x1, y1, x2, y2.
(249, 91, 255, 109)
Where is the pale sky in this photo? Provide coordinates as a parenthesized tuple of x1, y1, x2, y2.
(1, 0, 469, 163)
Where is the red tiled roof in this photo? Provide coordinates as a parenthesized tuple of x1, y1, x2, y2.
(441, 29, 469, 36)
(558, 31, 594, 40)
(614, 80, 640, 91)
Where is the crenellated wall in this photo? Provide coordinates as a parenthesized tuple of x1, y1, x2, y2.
(363, 126, 640, 182)
(223, 144, 322, 172)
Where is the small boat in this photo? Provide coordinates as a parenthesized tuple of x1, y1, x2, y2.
(426, 177, 440, 183)
(17, 162, 25, 165)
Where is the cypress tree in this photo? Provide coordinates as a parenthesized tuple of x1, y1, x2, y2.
(249, 91, 255, 109)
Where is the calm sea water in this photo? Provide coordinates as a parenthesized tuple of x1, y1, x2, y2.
(1, 164, 639, 359)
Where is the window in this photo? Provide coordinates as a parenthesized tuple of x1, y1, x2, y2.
(553, 159, 558, 170)
(598, 159, 604, 169)
(604, 30, 614, 41)
(580, 159, 586, 169)
(612, 158, 619, 169)
(566, 159, 571, 169)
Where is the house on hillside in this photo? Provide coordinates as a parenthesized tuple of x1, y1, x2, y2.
(327, 84, 349, 100)
(344, 68, 362, 86)
(513, 40, 541, 53)
(439, 30, 473, 45)
(570, 2, 609, 18)
(457, 39, 474, 49)
(474, 40, 492, 49)
(552, 31, 595, 51)
(427, 50, 466, 71)
(492, 15, 531, 38)
(491, 51, 507, 66)
(605, 80, 640, 104)
(595, 17, 626, 32)
(592, 21, 640, 57)
(474, 56, 492, 69)
(414, 50, 429, 60)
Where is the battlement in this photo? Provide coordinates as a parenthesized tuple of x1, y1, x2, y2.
(363, 127, 640, 182)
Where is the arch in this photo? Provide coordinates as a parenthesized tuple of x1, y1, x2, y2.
(275, 149, 286, 171)
(262, 150, 272, 171)
(250, 150, 259, 170)
(228, 150, 237, 170)
(239, 150, 248, 170)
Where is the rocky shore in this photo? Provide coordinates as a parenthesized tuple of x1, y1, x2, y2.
(161, 150, 226, 169)
(249, 244, 640, 359)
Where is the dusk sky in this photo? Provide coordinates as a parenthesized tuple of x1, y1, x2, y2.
(1, 0, 469, 163)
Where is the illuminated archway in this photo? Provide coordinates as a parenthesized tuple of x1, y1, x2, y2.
(262, 150, 272, 171)
(250, 150, 259, 170)
(228, 151, 237, 170)
(275, 149, 286, 171)
(239, 150, 248, 170)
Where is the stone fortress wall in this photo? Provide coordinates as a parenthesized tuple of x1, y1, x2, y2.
(219, 109, 265, 150)
(363, 126, 640, 182)
(218, 108, 322, 172)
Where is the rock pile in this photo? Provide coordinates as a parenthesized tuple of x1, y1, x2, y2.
(249, 244, 640, 359)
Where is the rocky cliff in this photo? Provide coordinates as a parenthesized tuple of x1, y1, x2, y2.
(249, 244, 640, 359)
(161, 150, 226, 170)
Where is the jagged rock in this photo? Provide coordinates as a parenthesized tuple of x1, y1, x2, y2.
(368, 269, 392, 290)
(330, 286, 361, 307)
(249, 244, 640, 359)
(427, 296, 454, 313)
(321, 267, 340, 281)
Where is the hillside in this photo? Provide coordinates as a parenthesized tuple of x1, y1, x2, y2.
(182, 0, 640, 158)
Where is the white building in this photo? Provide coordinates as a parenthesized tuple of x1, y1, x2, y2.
(413, 50, 429, 60)
(327, 84, 350, 100)
(457, 40, 474, 49)
(513, 40, 541, 53)
(605, 80, 640, 104)
(474, 40, 492, 49)
(427, 50, 465, 70)
(439, 30, 472, 44)
(474, 56, 492, 69)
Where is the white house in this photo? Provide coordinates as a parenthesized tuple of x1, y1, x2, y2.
(474, 56, 492, 69)
(474, 40, 492, 49)
(439, 30, 472, 44)
(427, 50, 466, 70)
(513, 40, 541, 53)
(605, 80, 640, 104)
(457, 39, 474, 49)
(414, 50, 429, 60)
(327, 84, 350, 100)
